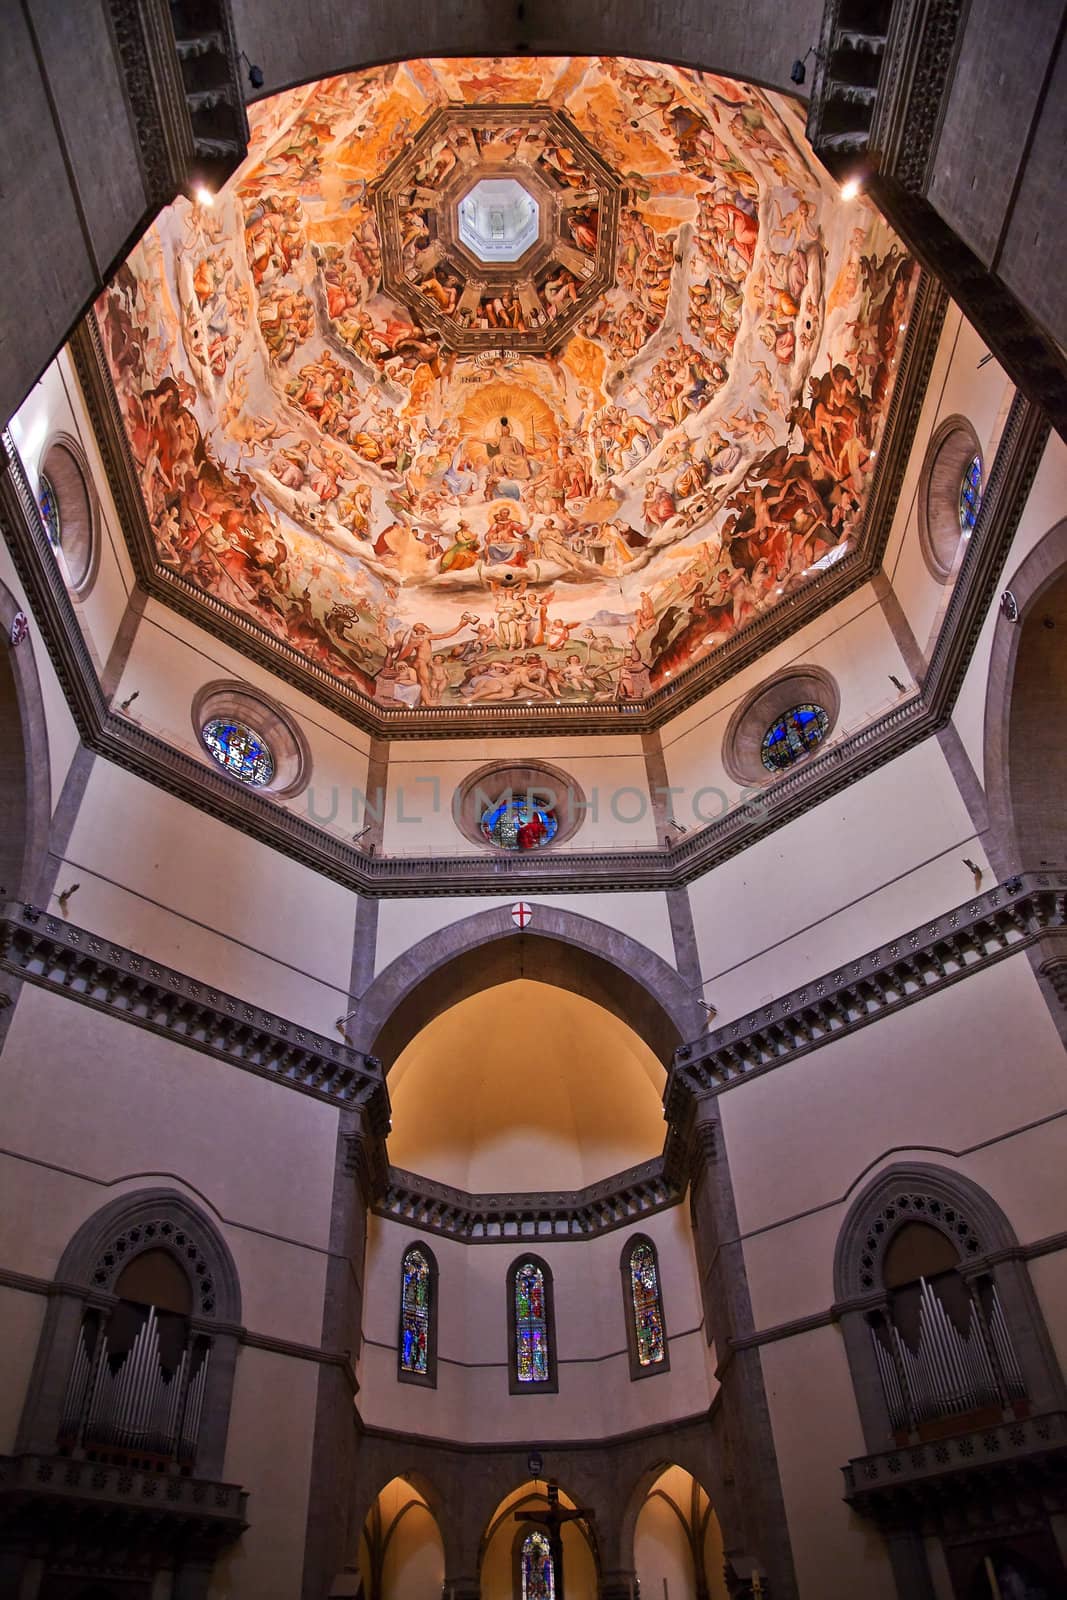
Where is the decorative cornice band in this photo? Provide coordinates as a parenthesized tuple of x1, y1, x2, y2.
(0, 1449, 248, 1528)
(66, 272, 944, 739)
(374, 1158, 683, 1243)
(0, 387, 1046, 900)
(669, 872, 1067, 1114)
(0, 901, 389, 1123)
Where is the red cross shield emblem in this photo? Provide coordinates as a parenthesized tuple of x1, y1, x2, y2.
(511, 901, 533, 928)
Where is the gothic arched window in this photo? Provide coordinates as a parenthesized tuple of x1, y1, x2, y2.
(508, 1255, 557, 1394)
(520, 1529, 556, 1600)
(398, 1242, 437, 1387)
(622, 1235, 669, 1377)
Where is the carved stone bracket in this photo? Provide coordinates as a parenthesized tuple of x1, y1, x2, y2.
(0, 901, 388, 1117)
(106, 0, 248, 205)
(374, 1157, 682, 1242)
(668, 872, 1067, 1114)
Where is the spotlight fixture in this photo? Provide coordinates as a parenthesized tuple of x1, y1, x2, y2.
(56, 883, 81, 915)
(840, 177, 862, 201)
(790, 46, 818, 86)
(239, 50, 265, 90)
(889, 673, 907, 694)
(193, 184, 215, 208)
(119, 689, 140, 712)
(963, 857, 984, 890)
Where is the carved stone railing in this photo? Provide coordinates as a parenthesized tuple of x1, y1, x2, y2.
(375, 1157, 682, 1242)
(669, 873, 1067, 1118)
(842, 1410, 1067, 1520)
(0, 902, 389, 1124)
(0, 1449, 247, 1547)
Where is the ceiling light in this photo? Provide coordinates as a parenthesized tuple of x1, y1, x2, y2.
(194, 185, 214, 207)
(840, 177, 861, 201)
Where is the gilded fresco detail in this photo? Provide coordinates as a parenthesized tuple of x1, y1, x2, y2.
(98, 57, 915, 712)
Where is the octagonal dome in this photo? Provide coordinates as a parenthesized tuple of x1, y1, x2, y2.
(457, 177, 540, 263)
(96, 56, 917, 731)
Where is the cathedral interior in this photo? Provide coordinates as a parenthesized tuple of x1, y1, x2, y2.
(0, 5, 1065, 1599)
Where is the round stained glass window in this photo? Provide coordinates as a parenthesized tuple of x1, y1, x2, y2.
(760, 703, 830, 772)
(480, 795, 559, 851)
(201, 717, 275, 786)
(959, 454, 982, 533)
(38, 473, 61, 547)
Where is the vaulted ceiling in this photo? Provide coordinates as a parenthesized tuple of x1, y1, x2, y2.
(97, 56, 914, 727)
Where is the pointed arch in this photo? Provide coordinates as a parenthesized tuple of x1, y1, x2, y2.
(351, 901, 704, 1068)
(508, 1254, 558, 1394)
(621, 1233, 670, 1379)
(397, 1239, 438, 1387)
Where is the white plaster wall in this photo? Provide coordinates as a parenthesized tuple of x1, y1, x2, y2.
(8, 349, 136, 682)
(952, 427, 1067, 782)
(57, 758, 357, 1032)
(382, 733, 657, 856)
(760, 1328, 895, 1600)
(882, 307, 1016, 660)
(213, 1346, 321, 1600)
(686, 736, 988, 1027)
(358, 1201, 710, 1445)
(660, 585, 912, 824)
(0, 538, 81, 816)
(374, 891, 679, 976)
(114, 597, 372, 843)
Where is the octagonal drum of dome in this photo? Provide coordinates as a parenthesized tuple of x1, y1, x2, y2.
(457, 177, 540, 264)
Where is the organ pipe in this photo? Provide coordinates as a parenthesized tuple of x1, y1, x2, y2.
(59, 1301, 211, 1466)
(870, 1273, 1028, 1432)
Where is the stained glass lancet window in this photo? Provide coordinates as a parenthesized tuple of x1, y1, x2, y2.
(201, 718, 275, 786)
(514, 1260, 550, 1383)
(521, 1531, 556, 1600)
(399, 1246, 431, 1377)
(481, 795, 559, 851)
(760, 703, 829, 773)
(628, 1240, 666, 1367)
(959, 454, 983, 533)
(38, 473, 61, 548)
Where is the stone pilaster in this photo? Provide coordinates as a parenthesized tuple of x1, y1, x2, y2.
(688, 1100, 798, 1600)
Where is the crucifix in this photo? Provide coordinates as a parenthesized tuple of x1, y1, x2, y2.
(516, 1481, 593, 1600)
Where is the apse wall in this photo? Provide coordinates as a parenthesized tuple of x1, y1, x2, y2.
(0, 980, 338, 1598)
(359, 1203, 712, 1444)
(717, 948, 1067, 1597)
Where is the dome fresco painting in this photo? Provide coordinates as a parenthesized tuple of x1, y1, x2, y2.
(98, 57, 915, 718)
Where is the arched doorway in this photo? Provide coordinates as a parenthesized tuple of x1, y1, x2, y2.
(480, 1481, 598, 1600)
(633, 1466, 728, 1600)
(357, 1476, 445, 1600)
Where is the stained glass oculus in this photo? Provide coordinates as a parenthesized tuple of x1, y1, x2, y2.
(481, 796, 559, 851)
(760, 703, 829, 773)
(201, 717, 275, 786)
(38, 473, 61, 547)
(515, 1261, 550, 1383)
(521, 1530, 556, 1600)
(959, 454, 982, 533)
(629, 1241, 666, 1366)
(400, 1246, 431, 1376)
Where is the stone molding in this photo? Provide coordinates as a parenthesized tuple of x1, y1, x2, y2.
(0, 900, 388, 1122)
(0, 378, 1048, 899)
(807, 0, 1067, 434)
(374, 1158, 683, 1244)
(66, 271, 944, 739)
(106, 0, 248, 205)
(842, 1409, 1067, 1523)
(668, 871, 1067, 1116)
